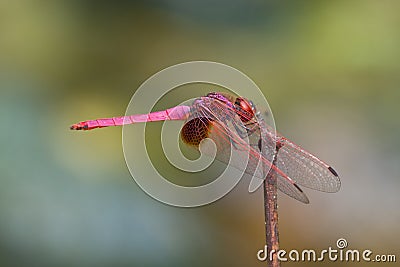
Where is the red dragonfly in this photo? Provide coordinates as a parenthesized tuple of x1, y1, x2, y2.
(70, 92, 340, 203)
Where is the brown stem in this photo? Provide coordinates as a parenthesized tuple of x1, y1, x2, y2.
(264, 161, 280, 267)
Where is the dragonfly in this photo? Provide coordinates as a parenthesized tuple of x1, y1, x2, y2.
(70, 92, 340, 203)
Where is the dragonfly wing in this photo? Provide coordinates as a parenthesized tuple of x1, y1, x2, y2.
(206, 121, 266, 179)
(276, 173, 310, 204)
(206, 124, 311, 203)
(275, 136, 341, 193)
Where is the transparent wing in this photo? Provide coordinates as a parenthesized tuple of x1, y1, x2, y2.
(209, 123, 310, 203)
(275, 136, 341, 193)
(276, 173, 309, 204)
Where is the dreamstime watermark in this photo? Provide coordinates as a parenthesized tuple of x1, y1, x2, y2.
(122, 61, 276, 207)
(257, 238, 396, 263)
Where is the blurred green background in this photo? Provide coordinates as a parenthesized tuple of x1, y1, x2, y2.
(1, 1, 399, 266)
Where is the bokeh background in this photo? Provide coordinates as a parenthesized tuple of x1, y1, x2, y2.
(1, 1, 399, 266)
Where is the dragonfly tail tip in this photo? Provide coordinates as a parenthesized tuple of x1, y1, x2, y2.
(70, 123, 86, 130)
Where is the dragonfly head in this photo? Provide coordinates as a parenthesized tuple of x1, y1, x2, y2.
(234, 97, 255, 122)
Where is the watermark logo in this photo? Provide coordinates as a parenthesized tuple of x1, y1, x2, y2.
(257, 238, 396, 263)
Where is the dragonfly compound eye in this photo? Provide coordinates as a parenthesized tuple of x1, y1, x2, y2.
(180, 117, 214, 148)
(235, 97, 255, 122)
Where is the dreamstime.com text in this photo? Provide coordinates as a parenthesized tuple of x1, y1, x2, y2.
(257, 238, 396, 263)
